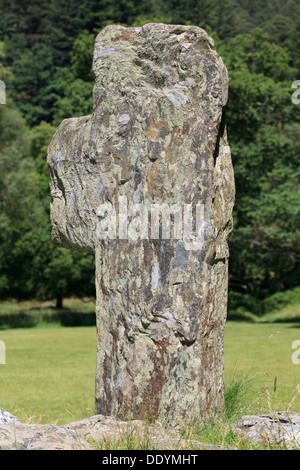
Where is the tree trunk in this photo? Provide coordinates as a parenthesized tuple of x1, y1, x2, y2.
(56, 296, 63, 309)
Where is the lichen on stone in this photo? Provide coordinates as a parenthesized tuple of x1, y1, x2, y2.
(47, 23, 235, 426)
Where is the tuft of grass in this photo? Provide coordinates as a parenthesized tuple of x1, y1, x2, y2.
(224, 369, 261, 420)
(178, 370, 261, 450)
(93, 424, 155, 450)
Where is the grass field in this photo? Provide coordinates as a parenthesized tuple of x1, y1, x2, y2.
(0, 319, 299, 427)
(0, 326, 97, 424)
(224, 322, 300, 414)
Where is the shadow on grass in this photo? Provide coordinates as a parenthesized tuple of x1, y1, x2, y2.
(257, 316, 300, 326)
(0, 309, 96, 329)
(2, 304, 300, 329)
(227, 310, 257, 323)
(227, 310, 300, 325)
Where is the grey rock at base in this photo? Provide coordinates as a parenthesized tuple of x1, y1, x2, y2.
(3, 410, 300, 450)
(62, 415, 228, 450)
(233, 412, 300, 449)
(47, 23, 235, 424)
(0, 422, 92, 450)
(0, 412, 228, 450)
(0, 408, 21, 424)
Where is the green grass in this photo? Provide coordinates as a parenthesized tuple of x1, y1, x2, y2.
(0, 304, 300, 448)
(224, 321, 300, 413)
(0, 326, 96, 424)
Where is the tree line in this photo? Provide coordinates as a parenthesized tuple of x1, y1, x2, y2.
(0, 0, 299, 312)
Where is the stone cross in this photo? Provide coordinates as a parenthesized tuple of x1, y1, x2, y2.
(47, 23, 235, 425)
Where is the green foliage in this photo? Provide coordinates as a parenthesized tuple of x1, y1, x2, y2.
(0, 0, 299, 307)
(53, 30, 94, 124)
(10, 43, 59, 125)
(70, 30, 95, 82)
(287, 19, 300, 75)
(0, 97, 36, 297)
(26, 121, 95, 305)
(131, 16, 172, 27)
(219, 29, 300, 298)
(263, 286, 300, 312)
(30, 121, 57, 182)
(228, 292, 265, 316)
(53, 69, 93, 124)
(0, 59, 94, 303)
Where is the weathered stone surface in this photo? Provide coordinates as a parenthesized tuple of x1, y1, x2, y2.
(233, 412, 300, 449)
(0, 408, 21, 424)
(0, 422, 92, 450)
(0, 412, 228, 450)
(48, 23, 235, 424)
(63, 414, 183, 447)
(62, 415, 227, 450)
